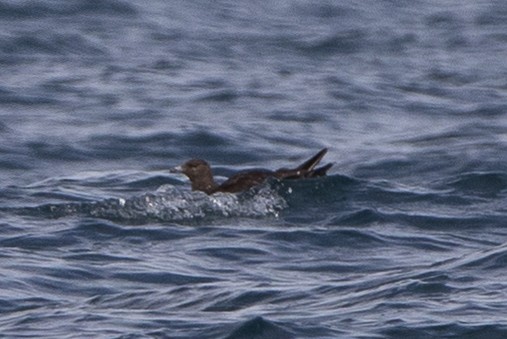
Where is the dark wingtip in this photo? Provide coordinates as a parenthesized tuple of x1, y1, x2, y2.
(310, 162, 333, 177)
(296, 148, 328, 171)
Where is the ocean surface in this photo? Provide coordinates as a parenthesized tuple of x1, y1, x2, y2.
(1, 1, 507, 338)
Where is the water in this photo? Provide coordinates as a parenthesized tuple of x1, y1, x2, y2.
(1, 1, 507, 338)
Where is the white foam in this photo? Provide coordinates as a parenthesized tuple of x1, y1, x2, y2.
(86, 183, 287, 222)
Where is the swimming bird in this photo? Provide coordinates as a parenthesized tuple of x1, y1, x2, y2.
(171, 148, 332, 194)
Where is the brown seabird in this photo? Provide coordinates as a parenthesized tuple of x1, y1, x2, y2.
(171, 148, 332, 194)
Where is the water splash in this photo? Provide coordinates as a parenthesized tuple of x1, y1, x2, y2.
(28, 183, 287, 223)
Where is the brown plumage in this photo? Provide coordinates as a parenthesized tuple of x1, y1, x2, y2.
(171, 148, 332, 194)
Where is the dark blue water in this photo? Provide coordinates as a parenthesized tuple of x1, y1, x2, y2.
(1, 1, 507, 338)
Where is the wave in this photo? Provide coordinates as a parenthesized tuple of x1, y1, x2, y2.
(0, 32, 108, 57)
(4, 168, 505, 231)
(382, 323, 507, 339)
(449, 241, 507, 271)
(224, 316, 294, 339)
(16, 183, 286, 223)
(0, 0, 137, 19)
(447, 171, 507, 197)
